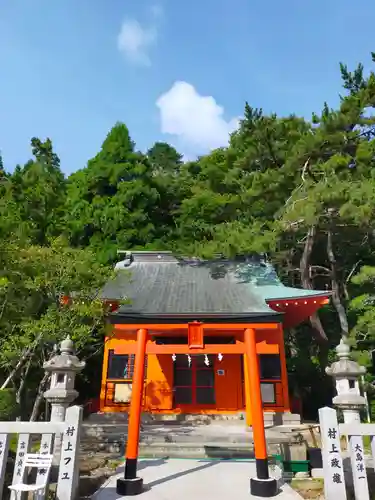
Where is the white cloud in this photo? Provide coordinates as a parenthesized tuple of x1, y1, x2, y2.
(156, 82, 239, 155)
(117, 19, 157, 66)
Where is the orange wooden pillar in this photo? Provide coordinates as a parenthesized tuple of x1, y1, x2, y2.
(117, 328, 148, 496)
(278, 325, 291, 412)
(243, 354, 252, 426)
(244, 328, 277, 497)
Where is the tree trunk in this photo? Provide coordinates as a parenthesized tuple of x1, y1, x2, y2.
(16, 358, 33, 421)
(300, 225, 328, 341)
(327, 229, 349, 340)
(0, 347, 34, 390)
(29, 373, 50, 422)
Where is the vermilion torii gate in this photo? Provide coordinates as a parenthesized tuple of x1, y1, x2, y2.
(101, 252, 330, 498)
(114, 322, 278, 497)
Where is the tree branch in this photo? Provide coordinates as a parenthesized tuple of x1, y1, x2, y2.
(0, 298, 7, 323)
(327, 229, 349, 340)
(29, 372, 50, 422)
(346, 260, 362, 284)
(309, 265, 331, 276)
(301, 158, 311, 182)
(0, 333, 42, 390)
(299, 226, 328, 342)
(343, 260, 362, 300)
(16, 355, 33, 421)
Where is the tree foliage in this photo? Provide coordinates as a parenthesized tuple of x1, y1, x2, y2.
(64, 123, 161, 262)
(0, 236, 113, 419)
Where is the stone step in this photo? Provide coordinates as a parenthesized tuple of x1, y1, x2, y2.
(81, 413, 302, 458)
(138, 442, 260, 459)
(82, 432, 253, 443)
(80, 440, 283, 458)
(86, 412, 246, 424)
(80, 419, 303, 457)
(81, 429, 297, 444)
(81, 424, 251, 438)
(80, 428, 301, 456)
(85, 411, 301, 426)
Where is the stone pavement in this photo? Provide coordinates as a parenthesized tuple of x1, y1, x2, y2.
(91, 458, 303, 500)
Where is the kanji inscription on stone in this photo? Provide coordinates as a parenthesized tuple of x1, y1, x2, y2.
(11, 433, 31, 500)
(36, 433, 54, 487)
(349, 435, 369, 500)
(318, 407, 347, 499)
(0, 434, 10, 500)
(56, 406, 82, 500)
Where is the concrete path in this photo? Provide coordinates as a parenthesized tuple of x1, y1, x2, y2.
(91, 458, 303, 500)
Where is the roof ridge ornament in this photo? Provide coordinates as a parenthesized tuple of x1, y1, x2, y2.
(116, 250, 177, 264)
(114, 252, 133, 270)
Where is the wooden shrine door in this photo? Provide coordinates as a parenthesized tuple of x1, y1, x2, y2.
(173, 354, 216, 408)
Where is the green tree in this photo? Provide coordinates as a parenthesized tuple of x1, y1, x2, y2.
(144, 142, 187, 247)
(64, 123, 161, 262)
(8, 138, 66, 244)
(0, 237, 114, 420)
(172, 108, 309, 257)
(147, 142, 183, 175)
(0, 153, 4, 178)
(278, 57, 375, 339)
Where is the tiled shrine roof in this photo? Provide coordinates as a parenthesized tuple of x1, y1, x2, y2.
(102, 252, 329, 323)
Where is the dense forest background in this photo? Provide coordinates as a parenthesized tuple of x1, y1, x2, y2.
(2, 53, 375, 421)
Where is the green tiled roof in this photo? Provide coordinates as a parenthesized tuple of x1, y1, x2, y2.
(258, 284, 329, 301)
(102, 252, 328, 320)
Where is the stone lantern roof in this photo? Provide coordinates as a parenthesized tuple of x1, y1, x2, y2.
(325, 339, 366, 379)
(43, 336, 85, 407)
(43, 336, 86, 373)
(326, 338, 366, 411)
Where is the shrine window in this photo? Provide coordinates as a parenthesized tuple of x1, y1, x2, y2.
(261, 383, 276, 404)
(259, 354, 281, 380)
(107, 350, 147, 380)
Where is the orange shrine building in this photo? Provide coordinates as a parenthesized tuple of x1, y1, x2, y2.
(100, 251, 329, 424)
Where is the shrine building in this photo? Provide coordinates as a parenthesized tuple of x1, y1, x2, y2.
(100, 251, 330, 424)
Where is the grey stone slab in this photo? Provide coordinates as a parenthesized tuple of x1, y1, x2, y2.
(311, 468, 324, 479)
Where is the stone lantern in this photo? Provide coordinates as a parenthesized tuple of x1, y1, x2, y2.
(44, 336, 85, 453)
(326, 338, 366, 424)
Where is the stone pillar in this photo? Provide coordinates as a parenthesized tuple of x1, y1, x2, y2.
(311, 339, 367, 480)
(43, 337, 85, 458)
(326, 339, 366, 424)
(325, 340, 370, 499)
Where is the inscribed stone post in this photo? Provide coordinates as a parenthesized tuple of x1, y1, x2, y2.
(318, 407, 347, 500)
(371, 436, 375, 475)
(56, 405, 82, 500)
(0, 434, 10, 499)
(36, 432, 55, 488)
(10, 434, 31, 500)
(348, 435, 370, 500)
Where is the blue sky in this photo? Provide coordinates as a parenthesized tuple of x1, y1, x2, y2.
(0, 0, 374, 175)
